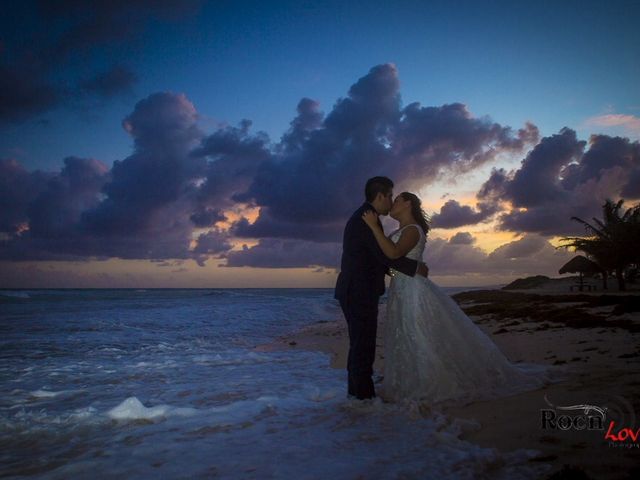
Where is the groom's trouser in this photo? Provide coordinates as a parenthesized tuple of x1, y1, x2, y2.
(339, 296, 378, 400)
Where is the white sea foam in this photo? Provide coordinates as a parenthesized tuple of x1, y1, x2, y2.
(31, 390, 64, 398)
(107, 397, 198, 421)
(192, 351, 270, 366)
(306, 387, 340, 402)
(25, 388, 83, 401)
(2, 406, 99, 432)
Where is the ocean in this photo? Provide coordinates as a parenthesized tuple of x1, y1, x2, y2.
(0, 287, 549, 479)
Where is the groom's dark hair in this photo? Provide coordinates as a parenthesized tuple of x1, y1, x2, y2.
(365, 176, 393, 202)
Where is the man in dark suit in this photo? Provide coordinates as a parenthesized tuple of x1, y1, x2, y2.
(334, 176, 429, 400)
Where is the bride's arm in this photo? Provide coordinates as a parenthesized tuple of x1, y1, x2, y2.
(362, 211, 419, 259)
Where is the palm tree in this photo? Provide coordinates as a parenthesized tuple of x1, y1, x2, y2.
(559, 199, 640, 291)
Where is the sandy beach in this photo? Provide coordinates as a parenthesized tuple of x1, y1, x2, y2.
(257, 277, 640, 479)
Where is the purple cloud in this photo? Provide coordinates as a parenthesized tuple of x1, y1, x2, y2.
(448, 232, 475, 245)
(225, 239, 341, 269)
(431, 200, 498, 229)
(423, 234, 572, 277)
(192, 120, 272, 211)
(478, 128, 640, 236)
(1, 92, 224, 261)
(0, 159, 52, 232)
(3, 65, 635, 271)
(234, 64, 536, 242)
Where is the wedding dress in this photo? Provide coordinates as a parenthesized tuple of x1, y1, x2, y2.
(381, 224, 557, 407)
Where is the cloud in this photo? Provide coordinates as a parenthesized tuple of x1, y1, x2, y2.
(225, 239, 341, 269)
(3, 64, 636, 274)
(431, 199, 498, 229)
(193, 228, 233, 258)
(0, 92, 219, 261)
(0, 63, 59, 124)
(190, 208, 226, 228)
(448, 232, 475, 245)
(487, 234, 546, 259)
(231, 211, 343, 243)
(78, 92, 206, 258)
(0, 159, 52, 233)
(585, 114, 640, 136)
(234, 64, 536, 242)
(423, 237, 487, 274)
(0, 156, 110, 261)
(505, 128, 585, 207)
(0, 1, 201, 124)
(477, 128, 640, 236)
(28, 156, 109, 239)
(191, 120, 272, 210)
(423, 234, 572, 277)
(485, 234, 572, 274)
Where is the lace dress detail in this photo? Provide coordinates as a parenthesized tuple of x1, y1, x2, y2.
(381, 224, 559, 407)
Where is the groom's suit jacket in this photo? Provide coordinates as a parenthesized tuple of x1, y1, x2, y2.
(334, 202, 419, 304)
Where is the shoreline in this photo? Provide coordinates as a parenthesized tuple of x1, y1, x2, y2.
(256, 283, 640, 479)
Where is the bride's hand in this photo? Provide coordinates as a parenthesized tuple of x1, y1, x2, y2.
(362, 210, 380, 230)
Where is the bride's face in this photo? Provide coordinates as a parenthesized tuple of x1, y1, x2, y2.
(390, 195, 410, 220)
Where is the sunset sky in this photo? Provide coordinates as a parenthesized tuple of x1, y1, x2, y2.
(1, 0, 639, 288)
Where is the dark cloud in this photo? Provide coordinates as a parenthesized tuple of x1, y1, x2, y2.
(448, 232, 475, 245)
(225, 239, 341, 269)
(28, 156, 109, 239)
(477, 128, 640, 236)
(232, 212, 343, 243)
(234, 64, 535, 242)
(190, 208, 226, 228)
(393, 106, 539, 181)
(0, 93, 216, 261)
(487, 234, 546, 259)
(3, 65, 635, 272)
(278, 98, 324, 154)
(506, 128, 585, 207)
(0, 157, 109, 261)
(193, 228, 233, 266)
(477, 167, 509, 200)
(0, 159, 51, 232)
(79, 65, 137, 98)
(80, 93, 204, 256)
(192, 120, 272, 210)
(621, 167, 640, 198)
(0, 1, 201, 125)
(0, 63, 59, 124)
(431, 200, 498, 229)
(563, 134, 640, 197)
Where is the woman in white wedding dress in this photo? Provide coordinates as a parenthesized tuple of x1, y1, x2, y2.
(362, 192, 556, 407)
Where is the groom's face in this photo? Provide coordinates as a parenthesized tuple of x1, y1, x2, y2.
(377, 189, 394, 215)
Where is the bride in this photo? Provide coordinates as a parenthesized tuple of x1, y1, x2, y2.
(362, 192, 555, 407)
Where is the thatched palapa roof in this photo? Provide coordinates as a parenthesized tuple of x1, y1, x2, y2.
(558, 255, 601, 275)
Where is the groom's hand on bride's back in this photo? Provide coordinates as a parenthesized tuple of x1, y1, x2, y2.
(417, 262, 429, 278)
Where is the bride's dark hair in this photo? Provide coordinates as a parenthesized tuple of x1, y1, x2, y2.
(400, 192, 430, 236)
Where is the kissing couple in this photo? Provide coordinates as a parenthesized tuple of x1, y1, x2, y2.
(334, 176, 552, 406)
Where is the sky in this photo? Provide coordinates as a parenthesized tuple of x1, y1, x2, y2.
(1, 0, 639, 288)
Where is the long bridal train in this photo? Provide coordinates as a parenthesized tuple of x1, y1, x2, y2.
(380, 225, 563, 408)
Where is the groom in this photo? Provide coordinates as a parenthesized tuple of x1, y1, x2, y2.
(334, 176, 429, 400)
